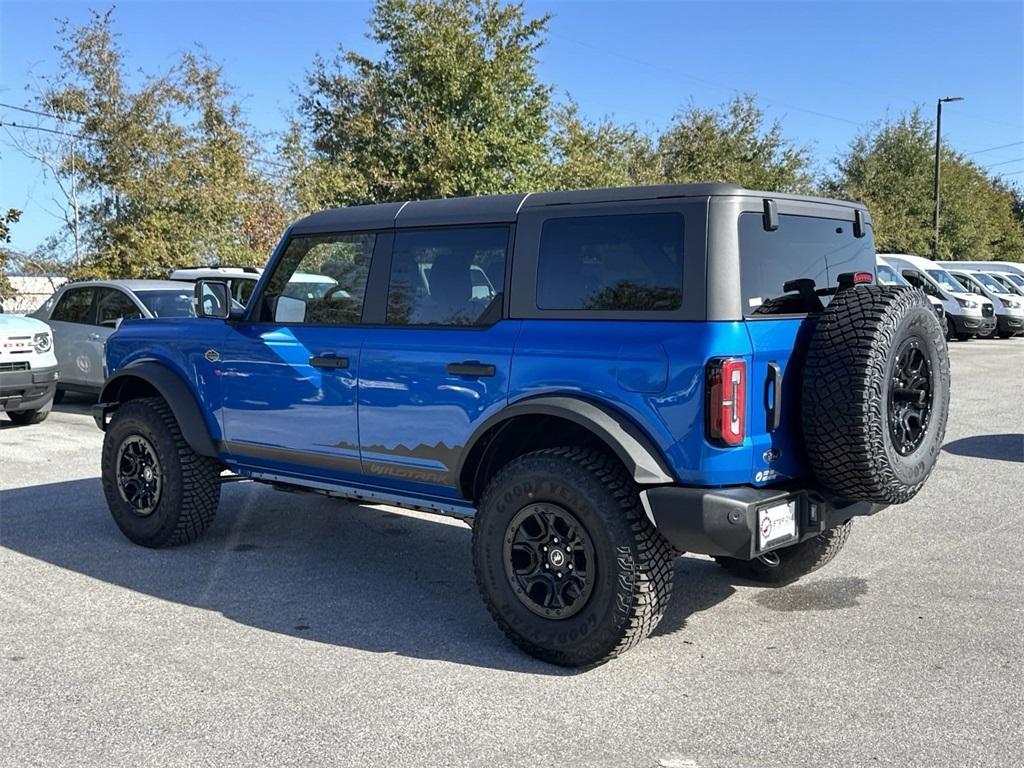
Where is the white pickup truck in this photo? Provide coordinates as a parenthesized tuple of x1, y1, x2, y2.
(0, 310, 58, 425)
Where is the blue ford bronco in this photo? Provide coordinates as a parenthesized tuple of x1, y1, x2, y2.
(94, 183, 950, 666)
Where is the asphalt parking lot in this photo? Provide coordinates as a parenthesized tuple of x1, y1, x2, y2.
(1, 339, 1022, 768)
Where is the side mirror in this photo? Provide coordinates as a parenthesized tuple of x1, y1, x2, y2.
(195, 280, 231, 320)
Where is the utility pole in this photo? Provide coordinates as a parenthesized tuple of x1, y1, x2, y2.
(933, 96, 964, 259)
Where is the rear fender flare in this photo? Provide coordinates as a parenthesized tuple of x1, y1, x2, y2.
(457, 395, 675, 496)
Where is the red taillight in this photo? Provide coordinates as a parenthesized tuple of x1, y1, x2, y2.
(707, 358, 746, 447)
(853, 271, 873, 284)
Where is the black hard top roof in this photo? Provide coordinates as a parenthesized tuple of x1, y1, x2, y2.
(289, 183, 865, 234)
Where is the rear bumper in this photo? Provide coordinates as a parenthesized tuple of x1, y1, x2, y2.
(0, 365, 59, 412)
(641, 484, 887, 560)
(950, 312, 996, 336)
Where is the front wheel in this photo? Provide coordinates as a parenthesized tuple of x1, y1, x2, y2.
(472, 447, 674, 667)
(101, 397, 221, 548)
(6, 402, 51, 425)
(715, 521, 852, 584)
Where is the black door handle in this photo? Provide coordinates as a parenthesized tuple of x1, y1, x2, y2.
(447, 361, 496, 377)
(765, 361, 783, 432)
(309, 355, 349, 369)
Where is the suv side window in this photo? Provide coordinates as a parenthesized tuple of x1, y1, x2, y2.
(95, 288, 143, 327)
(51, 287, 96, 324)
(536, 213, 683, 311)
(258, 233, 376, 325)
(386, 226, 508, 326)
(739, 213, 873, 316)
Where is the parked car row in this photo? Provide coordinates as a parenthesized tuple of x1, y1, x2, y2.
(877, 253, 1024, 341)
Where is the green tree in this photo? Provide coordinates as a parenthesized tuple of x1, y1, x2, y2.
(25, 9, 284, 279)
(288, 0, 552, 209)
(544, 100, 659, 190)
(830, 109, 1024, 261)
(655, 95, 813, 192)
(0, 208, 22, 302)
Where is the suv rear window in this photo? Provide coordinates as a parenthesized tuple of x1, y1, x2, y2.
(739, 212, 874, 316)
(536, 213, 684, 311)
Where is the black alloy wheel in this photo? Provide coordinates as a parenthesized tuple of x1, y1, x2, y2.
(887, 337, 933, 456)
(503, 503, 596, 620)
(116, 434, 163, 515)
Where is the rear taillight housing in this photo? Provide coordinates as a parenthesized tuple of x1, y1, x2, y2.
(706, 358, 746, 446)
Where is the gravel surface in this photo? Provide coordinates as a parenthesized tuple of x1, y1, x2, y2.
(1, 339, 1022, 768)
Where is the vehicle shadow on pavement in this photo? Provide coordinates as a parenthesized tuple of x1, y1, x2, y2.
(0, 478, 736, 674)
(942, 433, 1023, 463)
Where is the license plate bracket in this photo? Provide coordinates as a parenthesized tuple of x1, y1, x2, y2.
(758, 500, 798, 551)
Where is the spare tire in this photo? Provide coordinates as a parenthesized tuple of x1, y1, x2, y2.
(802, 285, 949, 504)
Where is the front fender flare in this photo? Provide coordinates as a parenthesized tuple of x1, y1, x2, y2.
(96, 361, 219, 458)
(458, 395, 676, 494)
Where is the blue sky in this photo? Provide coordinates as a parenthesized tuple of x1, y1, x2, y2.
(2, 0, 1022, 254)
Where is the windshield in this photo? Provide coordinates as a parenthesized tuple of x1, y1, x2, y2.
(972, 272, 1008, 293)
(926, 269, 966, 293)
(136, 290, 196, 317)
(1003, 272, 1024, 288)
(876, 264, 908, 286)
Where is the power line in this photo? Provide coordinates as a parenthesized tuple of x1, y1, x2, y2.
(985, 157, 1024, 169)
(0, 102, 84, 124)
(967, 141, 1024, 156)
(0, 120, 88, 140)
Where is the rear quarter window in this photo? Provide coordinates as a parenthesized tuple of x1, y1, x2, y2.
(536, 212, 684, 311)
(739, 212, 875, 316)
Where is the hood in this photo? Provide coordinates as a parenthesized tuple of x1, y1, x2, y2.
(0, 313, 51, 337)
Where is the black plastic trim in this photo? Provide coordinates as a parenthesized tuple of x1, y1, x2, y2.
(643, 484, 885, 559)
(97, 362, 219, 457)
(457, 395, 676, 495)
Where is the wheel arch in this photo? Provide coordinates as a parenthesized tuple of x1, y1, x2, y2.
(456, 395, 675, 502)
(97, 362, 219, 458)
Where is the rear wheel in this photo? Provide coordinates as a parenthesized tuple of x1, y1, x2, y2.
(472, 447, 674, 667)
(716, 522, 852, 584)
(101, 397, 221, 547)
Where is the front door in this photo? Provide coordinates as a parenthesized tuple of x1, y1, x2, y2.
(218, 231, 379, 483)
(47, 285, 101, 390)
(357, 225, 516, 499)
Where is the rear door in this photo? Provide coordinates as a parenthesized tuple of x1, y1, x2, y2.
(357, 225, 517, 499)
(739, 205, 875, 484)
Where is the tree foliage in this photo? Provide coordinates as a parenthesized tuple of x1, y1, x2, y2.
(830, 110, 1024, 262)
(543, 101, 658, 190)
(31, 9, 285, 279)
(656, 95, 813, 193)
(288, 0, 552, 210)
(0, 209, 22, 301)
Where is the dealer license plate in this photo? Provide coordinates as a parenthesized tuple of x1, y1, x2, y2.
(758, 501, 797, 549)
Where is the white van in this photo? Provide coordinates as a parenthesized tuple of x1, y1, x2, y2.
(878, 253, 996, 340)
(0, 310, 59, 424)
(947, 268, 1024, 338)
(943, 261, 1024, 297)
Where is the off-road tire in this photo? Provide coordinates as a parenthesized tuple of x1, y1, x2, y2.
(101, 397, 220, 548)
(715, 521, 852, 584)
(472, 447, 674, 667)
(6, 401, 51, 425)
(802, 286, 950, 504)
